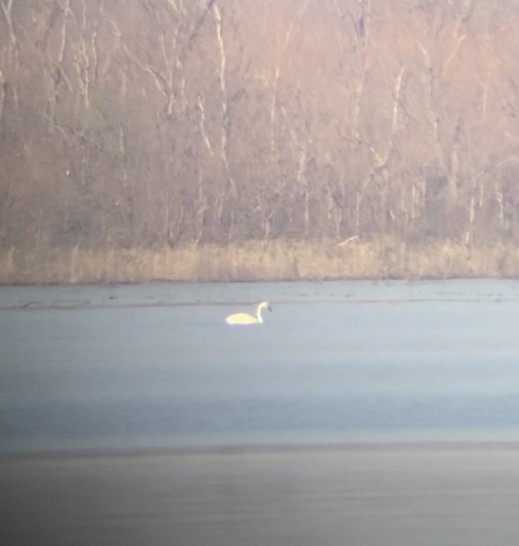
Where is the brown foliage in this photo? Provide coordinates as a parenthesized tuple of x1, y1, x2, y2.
(1, 0, 519, 281)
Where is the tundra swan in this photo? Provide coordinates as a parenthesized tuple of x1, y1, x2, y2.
(225, 301, 272, 325)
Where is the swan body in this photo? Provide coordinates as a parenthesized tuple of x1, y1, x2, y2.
(225, 301, 272, 325)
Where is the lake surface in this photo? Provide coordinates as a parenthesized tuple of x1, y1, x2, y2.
(3, 278, 519, 451)
(3, 279, 519, 545)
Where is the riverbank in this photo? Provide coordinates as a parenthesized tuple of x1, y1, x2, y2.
(2, 238, 519, 284)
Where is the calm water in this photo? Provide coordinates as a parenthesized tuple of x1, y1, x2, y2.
(2, 279, 519, 451)
(3, 279, 519, 545)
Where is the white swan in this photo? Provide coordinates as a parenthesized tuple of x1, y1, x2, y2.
(225, 301, 272, 325)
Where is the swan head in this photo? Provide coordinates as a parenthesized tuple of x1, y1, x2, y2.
(258, 301, 272, 312)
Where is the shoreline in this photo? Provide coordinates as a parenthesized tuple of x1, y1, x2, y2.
(3, 239, 519, 284)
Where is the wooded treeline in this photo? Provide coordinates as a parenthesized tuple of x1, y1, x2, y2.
(2, 0, 519, 282)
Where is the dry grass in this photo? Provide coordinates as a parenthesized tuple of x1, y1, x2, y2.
(1, 239, 519, 284)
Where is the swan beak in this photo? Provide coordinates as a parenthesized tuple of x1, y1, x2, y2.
(268, 305, 272, 312)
